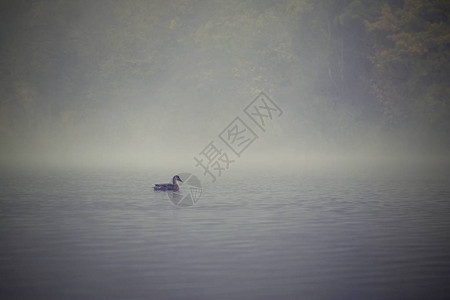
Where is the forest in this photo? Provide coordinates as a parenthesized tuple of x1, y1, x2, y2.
(1, 0, 449, 165)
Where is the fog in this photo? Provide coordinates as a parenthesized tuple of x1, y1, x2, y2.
(1, 0, 449, 171)
(2, 3, 450, 298)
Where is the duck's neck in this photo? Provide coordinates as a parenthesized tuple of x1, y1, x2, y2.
(172, 176, 178, 185)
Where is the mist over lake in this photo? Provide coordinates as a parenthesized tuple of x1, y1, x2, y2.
(1, 0, 450, 299)
(1, 164, 450, 299)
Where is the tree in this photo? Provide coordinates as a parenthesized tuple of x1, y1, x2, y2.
(366, 0, 450, 137)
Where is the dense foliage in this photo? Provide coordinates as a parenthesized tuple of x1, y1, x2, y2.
(1, 0, 449, 156)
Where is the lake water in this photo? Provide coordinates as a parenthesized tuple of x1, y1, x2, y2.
(1, 163, 450, 299)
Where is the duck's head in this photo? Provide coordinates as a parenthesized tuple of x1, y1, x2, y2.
(172, 175, 183, 184)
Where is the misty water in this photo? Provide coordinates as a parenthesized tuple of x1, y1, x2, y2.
(1, 164, 450, 299)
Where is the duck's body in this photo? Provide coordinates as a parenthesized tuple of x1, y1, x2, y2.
(154, 175, 182, 191)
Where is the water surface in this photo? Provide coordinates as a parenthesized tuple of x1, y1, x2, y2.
(1, 165, 449, 299)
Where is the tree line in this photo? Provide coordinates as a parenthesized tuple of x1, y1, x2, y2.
(1, 0, 449, 154)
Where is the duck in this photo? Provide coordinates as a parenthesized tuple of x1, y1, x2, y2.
(154, 175, 183, 191)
